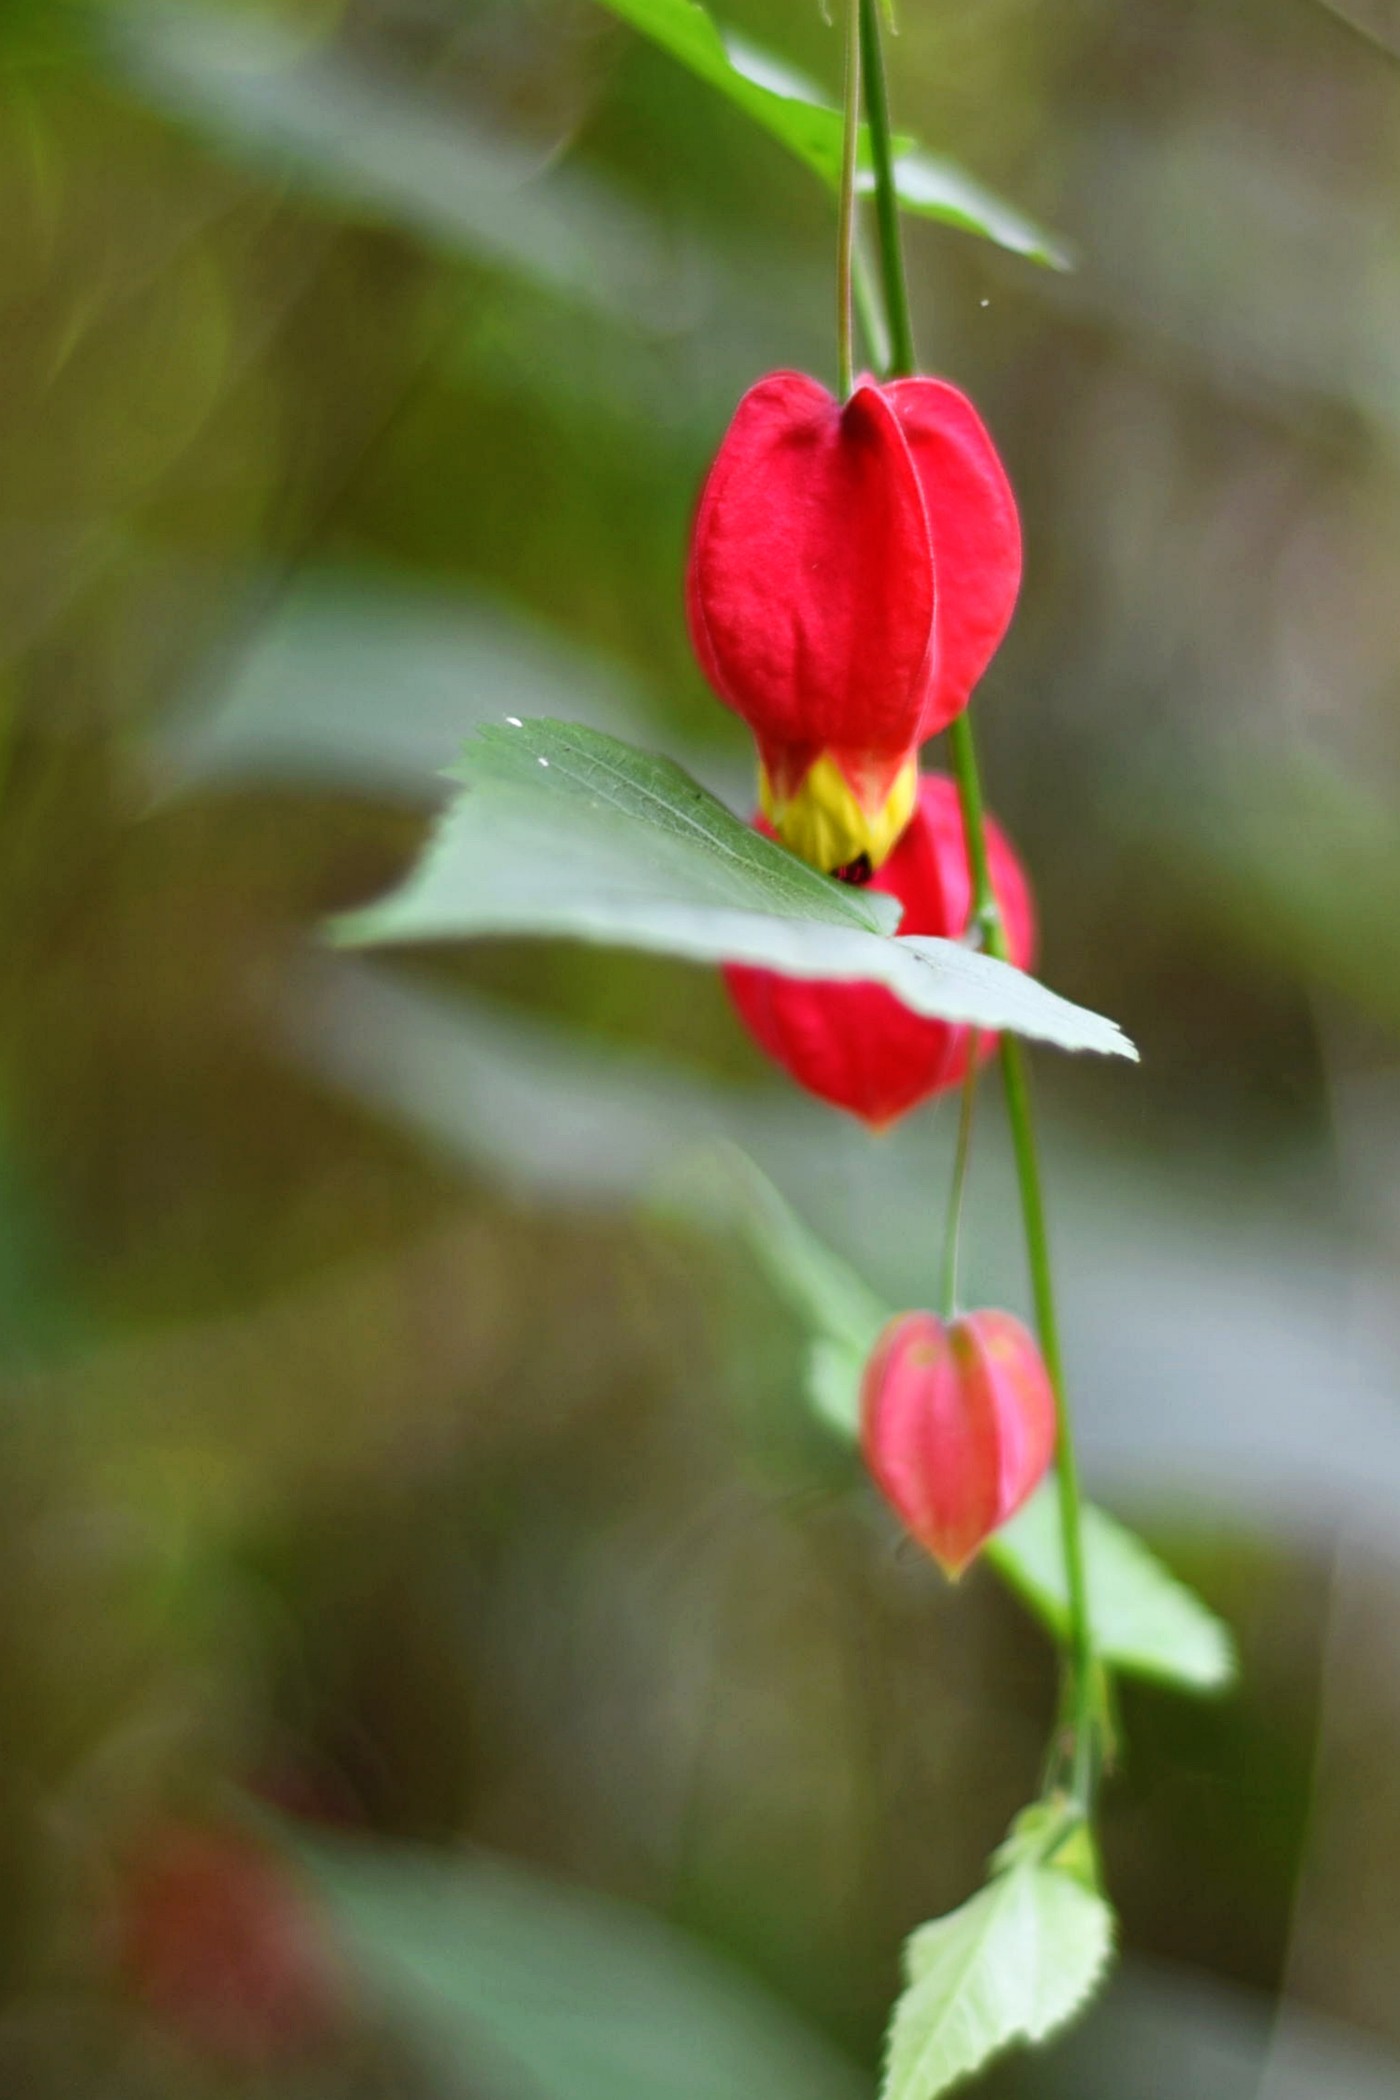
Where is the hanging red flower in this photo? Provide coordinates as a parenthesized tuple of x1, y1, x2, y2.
(861, 1307, 1056, 1577)
(687, 370, 1021, 873)
(723, 773, 1034, 1126)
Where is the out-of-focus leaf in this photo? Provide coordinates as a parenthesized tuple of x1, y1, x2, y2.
(881, 1865, 1114, 2100)
(805, 1333, 874, 1439)
(159, 571, 746, 806)
(592, 0, 1071, 267)
(102, 0, 684, 324)
(987, 1483, 1237, 1694)
(304, 1834, 870, 2100)
(890, 150, 1070, 267)
(707, 1150, 1234, 1691)
(332, 721, 1137, 1057)
(1315, 0, 1400, 60)
(1, 0, 84, 65)
(692, 1142, 891, 1352)
(287, 975, 1400, 1545)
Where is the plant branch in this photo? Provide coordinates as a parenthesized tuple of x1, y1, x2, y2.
(857, 0, 916, 377)
(836, 0, 861, 396)
(939, 1057, 980, 1318)
(948, 713, 1098, 1808)
(852, 234, 891, 374)
(857, 0, 1099, 1807)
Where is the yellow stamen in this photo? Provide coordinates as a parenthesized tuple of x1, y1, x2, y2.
(759, 751, 917, 875)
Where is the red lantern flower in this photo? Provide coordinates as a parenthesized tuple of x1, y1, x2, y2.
(861, 1308, 1056, 1576)
(687, 370, 1020, 873)
(723, 773, 1034, 1126)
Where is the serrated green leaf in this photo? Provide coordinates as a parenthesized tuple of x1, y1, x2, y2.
(302, 1834, 869, 2100)
(703, 1150, 1233, 1694)
(332, 721, 1136, 1058)
(593, 0, 1071, 267)
(882, 1865, 1114, 2100)
(987, 1483, 1237, 1694)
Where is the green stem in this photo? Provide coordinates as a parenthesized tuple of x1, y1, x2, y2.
(836, 0, 861, 397)
(857, 0, 916, 378)
(947, 713, 1097, 1808)
(852, 233, 890, 376)
(855, 0, 1099, 1809)
(939, 1058, 980, 1319)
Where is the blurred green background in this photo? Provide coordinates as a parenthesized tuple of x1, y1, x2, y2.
(1, 0, 1400, 2091)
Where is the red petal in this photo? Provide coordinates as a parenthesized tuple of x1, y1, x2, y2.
(860, 1308, 1055, 1575)
(722, 774, 1035, 1126)
(952, 1311, 1058, 1534)
(884, 377, 1022, 737)
(687, 372, 935, 760)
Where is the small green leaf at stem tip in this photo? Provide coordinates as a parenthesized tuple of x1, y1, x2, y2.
(991, 1798, 1101, 1893)
(880, 1863, 1114, 2100)
(590, 0, 1071, 268)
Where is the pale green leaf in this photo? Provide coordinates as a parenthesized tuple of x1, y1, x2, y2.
(882, 1865, 1114, 2100)
(704, 1150, 1234, 1692)
(806, 1333, 873, 1438)
(891, 151, 1070, 267)
(159, 570, 748, 806)
(304, 1834, 869, 2100)
(988, 1483, 1237, 1693)
(332, 721, 1137, 1059)
(1314, 0, 1400, 61)
(593, 0, 1071, 267)
(700, 1143, 892, 1351)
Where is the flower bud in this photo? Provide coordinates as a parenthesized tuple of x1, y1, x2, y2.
(687, 370, 1020, 872)
(723, 773, 1034, 1126)
(860, 1308, 1056, 1576)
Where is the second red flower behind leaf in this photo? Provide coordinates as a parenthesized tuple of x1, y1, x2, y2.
(723, 772, 1035, 1127)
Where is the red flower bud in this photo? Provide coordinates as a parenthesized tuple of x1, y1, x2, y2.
(861, 1308, 1056, 1576)
(723, 773, 1034, 1126)
(687, 370, 1020, 870)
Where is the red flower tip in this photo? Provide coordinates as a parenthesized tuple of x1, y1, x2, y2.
(723, 772, 1034, 1126)
(758, 747, 918, 876)
(687, 369, 1021, 777)
(860, 1307, 1056, 1576)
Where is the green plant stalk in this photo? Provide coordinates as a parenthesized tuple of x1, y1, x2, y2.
(857, 0, 916, 380)
(939, 1057, 980, 1319)
(836, 0, 861, 397)
(852, 234, 891, 375)
(857, 0, 1099, 1807)
(947, 713, 1097, 1808)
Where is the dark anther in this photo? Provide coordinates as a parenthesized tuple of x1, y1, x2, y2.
(833, 852, 874, 886)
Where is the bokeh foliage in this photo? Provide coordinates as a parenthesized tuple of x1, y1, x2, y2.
(0, 0, 1399, 2093)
